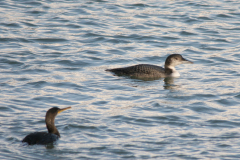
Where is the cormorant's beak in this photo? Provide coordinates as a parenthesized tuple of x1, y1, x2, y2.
(58, 106, 71, 114)
(182, 58, 193, 64)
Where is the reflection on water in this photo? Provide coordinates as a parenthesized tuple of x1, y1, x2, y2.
(163, 77, 180, 90)
(45, 144, 55, 149)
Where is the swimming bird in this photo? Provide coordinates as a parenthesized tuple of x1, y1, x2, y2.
(22, 107, 71, 145)
(106, 54, 193, 79)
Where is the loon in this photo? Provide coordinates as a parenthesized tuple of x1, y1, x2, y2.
(106, 54, 193, 79)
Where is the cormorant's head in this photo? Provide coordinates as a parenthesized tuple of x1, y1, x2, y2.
(45, 107, 71, 125)
(165, 54, 193, 67)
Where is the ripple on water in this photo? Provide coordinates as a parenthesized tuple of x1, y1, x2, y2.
(1, 0, 240, 159)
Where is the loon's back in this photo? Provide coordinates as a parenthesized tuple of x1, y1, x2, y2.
(106, 64, 166, 78)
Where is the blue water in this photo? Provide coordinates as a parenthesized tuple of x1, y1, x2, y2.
(1, 0, 240, 159)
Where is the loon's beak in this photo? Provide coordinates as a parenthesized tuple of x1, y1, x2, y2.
(58, 106, 71, 114)
(182, 58, 193, 64)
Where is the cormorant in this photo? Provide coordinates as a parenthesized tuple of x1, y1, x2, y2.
(22, 107, 71, 145)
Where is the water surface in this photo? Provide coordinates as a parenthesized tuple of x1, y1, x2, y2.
(1, 0, 240, 159)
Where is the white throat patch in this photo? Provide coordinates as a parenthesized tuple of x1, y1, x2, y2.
(168, 66, 180, 77)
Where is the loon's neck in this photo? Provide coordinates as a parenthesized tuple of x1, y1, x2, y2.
(165, 66, 180, 77)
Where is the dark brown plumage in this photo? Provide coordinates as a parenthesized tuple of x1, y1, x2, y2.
(106, 54, 193, 79)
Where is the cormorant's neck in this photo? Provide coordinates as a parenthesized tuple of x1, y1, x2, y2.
(46, 117, 60, 137)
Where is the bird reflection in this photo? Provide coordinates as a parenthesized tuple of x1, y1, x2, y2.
(163, 77, 180, 90)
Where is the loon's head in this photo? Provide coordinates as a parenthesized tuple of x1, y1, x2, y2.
(165, 54, 193, 68)
(164, 54, 193, 77)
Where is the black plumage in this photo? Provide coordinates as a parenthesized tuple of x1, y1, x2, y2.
(22, 107, 71, 145)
